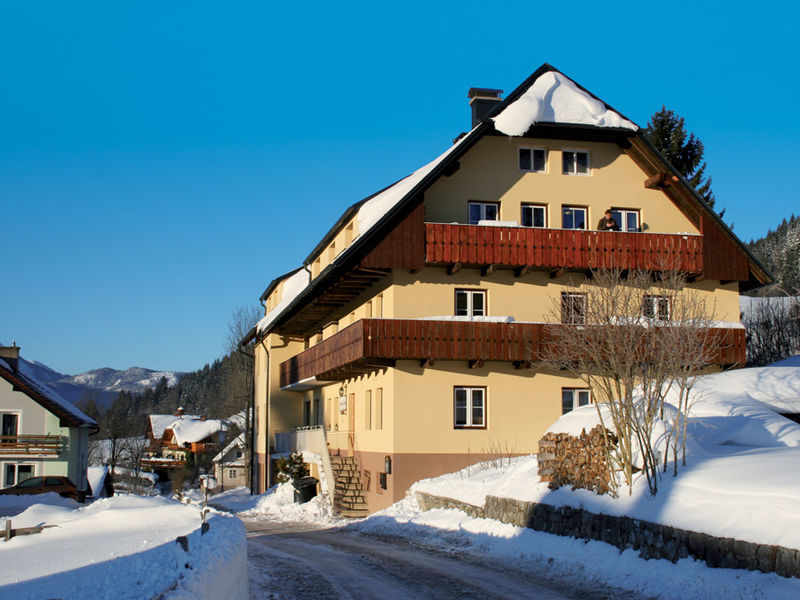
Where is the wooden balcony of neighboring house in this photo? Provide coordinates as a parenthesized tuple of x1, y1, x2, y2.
(189, 442, 219, 454)
(0, 434, 63, 455)
(424, 223, 704, 275)
(279, 318, 747, 388)
(140, 456, 186, 469)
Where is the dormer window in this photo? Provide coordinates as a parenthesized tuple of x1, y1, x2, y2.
(563, 150, 590, 175)
(519, 148, 546, 172)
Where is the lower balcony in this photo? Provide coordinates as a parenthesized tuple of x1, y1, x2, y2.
(0, 435, 63, 455)
(279, 319, 746, 388)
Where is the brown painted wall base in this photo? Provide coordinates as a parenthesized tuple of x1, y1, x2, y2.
(345, 451, 523, 513)
(415, 492, 800, 579)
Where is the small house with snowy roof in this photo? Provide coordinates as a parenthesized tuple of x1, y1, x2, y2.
(242, 64, 772, 515)
(0, 345, 98, 499)
(142, 408, 227, 471)
(212, 433, 248, 491)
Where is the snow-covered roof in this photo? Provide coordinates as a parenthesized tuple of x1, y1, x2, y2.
(149, 414, 226, 445)
(491, 70, 637, 136)
(253, 64, 750, 338)
(255, 127, 476, 336)
(214, 432, 246, 464)
(0, 357, 97, 428)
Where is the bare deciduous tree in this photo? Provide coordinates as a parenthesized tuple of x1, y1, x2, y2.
(741, 291, 800, 366)
(222, 305, 260, 489)
(541, 268, 719, 496)
(121, 436, 149, 492)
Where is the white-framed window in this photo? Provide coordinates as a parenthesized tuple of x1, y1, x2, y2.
(642, 295, 670, 320)
(562, 206, 587, 230)
(455, 289, 486, 317)
(562, 388, 591, 415)
(1, 413, 19, 439)
(2, 463, 34, 488)
(519, 147, 547, 172)
(561, 292, 587, 325)
(562, 150, 590, 175)
(611, 209, 640, 232)
(468, 201, 499, 225)
(521, 204, 547, 228)
(228, 469, 237, 479)
(454, 387, 486, 429)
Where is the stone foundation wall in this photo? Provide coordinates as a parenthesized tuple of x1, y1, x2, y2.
(415, 491, 800, 578)
(538, 426, 611, 495)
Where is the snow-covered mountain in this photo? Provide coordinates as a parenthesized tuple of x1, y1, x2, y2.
(13, 353, 185, 408)
(66, 367, 182, 393)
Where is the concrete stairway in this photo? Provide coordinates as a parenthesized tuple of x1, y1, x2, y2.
(330, 455, 368, 518)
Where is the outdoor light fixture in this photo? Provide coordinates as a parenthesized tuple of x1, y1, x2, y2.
(384, 455, 392, 475)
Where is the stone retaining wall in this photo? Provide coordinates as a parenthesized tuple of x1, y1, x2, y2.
(415, 491, 800, 578)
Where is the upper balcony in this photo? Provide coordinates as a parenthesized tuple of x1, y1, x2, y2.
(0, 435, 63, 455)
(424, 223, 703, 274)
(279, 318, 745, 388)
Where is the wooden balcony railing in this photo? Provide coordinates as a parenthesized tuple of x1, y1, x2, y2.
(425, 223, 703, 273)
(0, 435, 63, 455)
(141, 457, 186, 469)
(280, 319, 745, 387)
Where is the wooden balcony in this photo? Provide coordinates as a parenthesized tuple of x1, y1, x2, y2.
(424, 223, 703, 273)
(279, 319, 745, 387)
(141, 457, 185, 470)
(0, 435, 63, 455)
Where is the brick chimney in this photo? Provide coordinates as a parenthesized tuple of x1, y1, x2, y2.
(0, 343, 20, 373)
(468, 87, 503, 128)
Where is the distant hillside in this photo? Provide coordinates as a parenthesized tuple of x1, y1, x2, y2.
(66, 367, 182, 394)
(748, 215, 800, 295)
(11, 351, 185, 408)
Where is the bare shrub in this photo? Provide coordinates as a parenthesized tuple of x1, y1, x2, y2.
(540, 268, 718, 496)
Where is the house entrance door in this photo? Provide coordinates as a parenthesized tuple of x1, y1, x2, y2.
(348, 393, 355, 457)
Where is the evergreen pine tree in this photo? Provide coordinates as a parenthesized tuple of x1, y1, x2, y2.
(645, 106, 720, 215)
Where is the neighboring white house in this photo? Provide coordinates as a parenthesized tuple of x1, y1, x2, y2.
(213, 433, 247, 491)
(0, 345, 98, 498)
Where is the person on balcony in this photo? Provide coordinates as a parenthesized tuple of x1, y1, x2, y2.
(597, 209, 620, 231)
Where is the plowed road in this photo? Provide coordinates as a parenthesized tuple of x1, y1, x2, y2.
(245, 520, 644, 600)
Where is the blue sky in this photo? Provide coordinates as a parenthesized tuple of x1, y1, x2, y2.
(1, 1, 797, 375)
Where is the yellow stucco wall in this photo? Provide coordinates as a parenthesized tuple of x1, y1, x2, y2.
(252, 128, 747, 499)
(390, 269, 741, 324)
(425, 136, 700, 235)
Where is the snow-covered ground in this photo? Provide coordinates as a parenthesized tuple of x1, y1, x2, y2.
(206, 483, 340, 526)
(0, 495, 247, 600)
(229, 360, 800, 599)
(413, 361, 800, 549)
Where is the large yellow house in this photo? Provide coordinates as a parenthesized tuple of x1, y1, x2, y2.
(243, 65, 770, 514)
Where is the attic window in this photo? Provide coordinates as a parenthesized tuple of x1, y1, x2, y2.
(519, 148, 546, 172)
(563, 150, 590, 175)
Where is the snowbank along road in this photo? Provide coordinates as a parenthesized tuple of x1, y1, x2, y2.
(245, 519, 645, 600)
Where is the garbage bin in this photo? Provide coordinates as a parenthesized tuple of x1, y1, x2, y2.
(292, 476, 318, 504)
